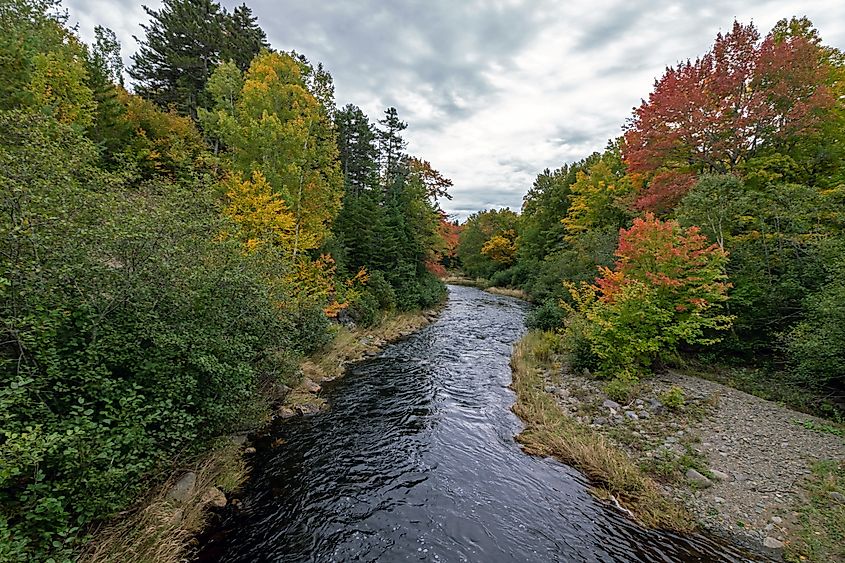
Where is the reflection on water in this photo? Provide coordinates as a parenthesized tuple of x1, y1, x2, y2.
(197, 285, 758, 562)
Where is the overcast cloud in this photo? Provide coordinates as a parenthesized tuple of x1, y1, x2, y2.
(65, 0, 845, 220)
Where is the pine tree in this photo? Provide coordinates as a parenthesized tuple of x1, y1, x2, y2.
(335, 104, 379, 196)
(222, 4, 268, 71)
(378, 106, 408, 186)
(129, 0, 266, 118)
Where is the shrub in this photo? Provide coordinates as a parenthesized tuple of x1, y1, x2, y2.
(526, 299, 567, 331)
(660, 386, 686, 410)
(604, 377, 638, 404)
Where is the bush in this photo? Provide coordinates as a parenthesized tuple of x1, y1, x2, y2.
(0, 112, 303, 560)
(526, 299, 567, 331)
(660, 386, 686, 410)
(349, 290, 380, 327)
(604, 377, 638, 404)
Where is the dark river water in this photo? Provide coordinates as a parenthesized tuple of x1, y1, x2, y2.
(197, 285, 757, 562)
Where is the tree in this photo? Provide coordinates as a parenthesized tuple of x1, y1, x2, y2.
(206, 51, 343, 256)
(563, 144, 633, 239)
(129, 0, 267, 117)
(584, 213, 733, 375)
(221, 4, 267, 71)
(335, 104, 379, 196)
(624, 20, 835, 212)
(378, 106, 408, 185)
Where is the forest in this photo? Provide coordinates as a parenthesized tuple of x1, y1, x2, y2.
(458, 18, 845, 413)
(0, 0, 454, 559)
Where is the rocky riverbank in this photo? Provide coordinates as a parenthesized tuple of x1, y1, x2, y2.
(533, 346, 845, 561)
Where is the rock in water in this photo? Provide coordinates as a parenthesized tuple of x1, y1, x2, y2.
(685, 468, 713, 488)
(167, 471, 197, 503)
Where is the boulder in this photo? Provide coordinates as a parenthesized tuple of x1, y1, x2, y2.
(685, 468, 713, 488)
(167, 471, 197, 504)
(277, 406, 296, 419)
(763, 537, 784, 549)
(201, 486, 227, 509)
(709, 469, 730, 481)
(303, 378, 321, 394)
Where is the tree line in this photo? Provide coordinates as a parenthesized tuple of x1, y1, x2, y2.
(458, 18, 844, 409)
(0, 0, 452, 559)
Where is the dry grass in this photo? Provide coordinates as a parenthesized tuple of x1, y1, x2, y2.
(442, 275, 490, 289)
(485, 286, 530, 301)
(80, 441, 246, 563)
(510, 331, 694, 532)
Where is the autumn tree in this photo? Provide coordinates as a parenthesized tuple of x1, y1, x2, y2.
(204, 51, 343, 256)
(583, 214, 733, 375)
(624, 20, 834, 212)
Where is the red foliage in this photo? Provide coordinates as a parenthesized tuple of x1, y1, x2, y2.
(624, 21, 833, 212)
(597, 213, 728, 308)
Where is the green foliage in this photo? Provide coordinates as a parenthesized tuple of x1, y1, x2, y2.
(457, 208, 520, 279)
(659, 386, 686, 410)
(525, 299, 567, 331)
(0, 111, 302, 559)
(604, 377, 638, 404)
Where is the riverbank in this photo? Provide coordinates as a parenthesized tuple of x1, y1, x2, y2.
(80, 307, 441, 563)
(511, 330, 845, 562)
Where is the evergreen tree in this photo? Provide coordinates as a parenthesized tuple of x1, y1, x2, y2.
(221, 4, 267, 71)
(378, 106, 408, 185)
(335, 104, 379, 196)
(129, 0, 266, 118)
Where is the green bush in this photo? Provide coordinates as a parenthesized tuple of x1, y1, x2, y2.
(659, 386, 686, 410)
(604, 377, 638, 404)
(0, 112, 303, 560)
(349, 290, 381, 327)
(526, 299, 567, 331)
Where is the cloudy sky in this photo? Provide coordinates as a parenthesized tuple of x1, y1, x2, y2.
(65, 0, 845, 220)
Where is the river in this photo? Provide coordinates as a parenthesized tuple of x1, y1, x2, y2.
(197, 285, 756, 562)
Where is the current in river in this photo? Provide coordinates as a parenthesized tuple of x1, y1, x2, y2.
(197, 285, 758, 562)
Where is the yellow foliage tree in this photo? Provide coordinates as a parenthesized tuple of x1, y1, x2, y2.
(205, 51, 343, 257)
(27, 40, 95, 127)
(563, 152, 633, 240)
(224, 171, 296, 251)
(481, 230, 518, 265)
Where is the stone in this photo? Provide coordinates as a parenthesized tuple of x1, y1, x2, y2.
(592, 417, 608, 426)
(167, 471, 197, 503)
(714, 496, 725, 504)
(763, 537, 784, 549)
(556, 388, 570, 399)
(303, 378, 321, 394)
(603, 399, 621, 410)
(635, 399, 644, 407)
(829, 491, 845, 503)
(277, 406, 296, 419)
(201, 486, 227, 509)
(709, 469, 730, 482)
(638, 410, 650, 419)
(685, 468, 713, 488)
(582, 368, 592, 378)
(771, 516, 782, 524)
(244, 447, 257, 455)
(625, 410, 639, 420)
(544, 385, 557, 394)
(229, 433, 248, 446)
(296, 403, 321, 416)
(666, 436, 679, 444)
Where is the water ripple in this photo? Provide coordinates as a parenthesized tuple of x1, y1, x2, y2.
(197, 285, 760, 563)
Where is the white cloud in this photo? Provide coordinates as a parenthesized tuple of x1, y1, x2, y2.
(65, 0, 845, 220)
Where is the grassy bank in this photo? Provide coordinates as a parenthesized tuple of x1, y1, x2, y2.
(81, 307, 440, 563)
(510, 331, 692, 531)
